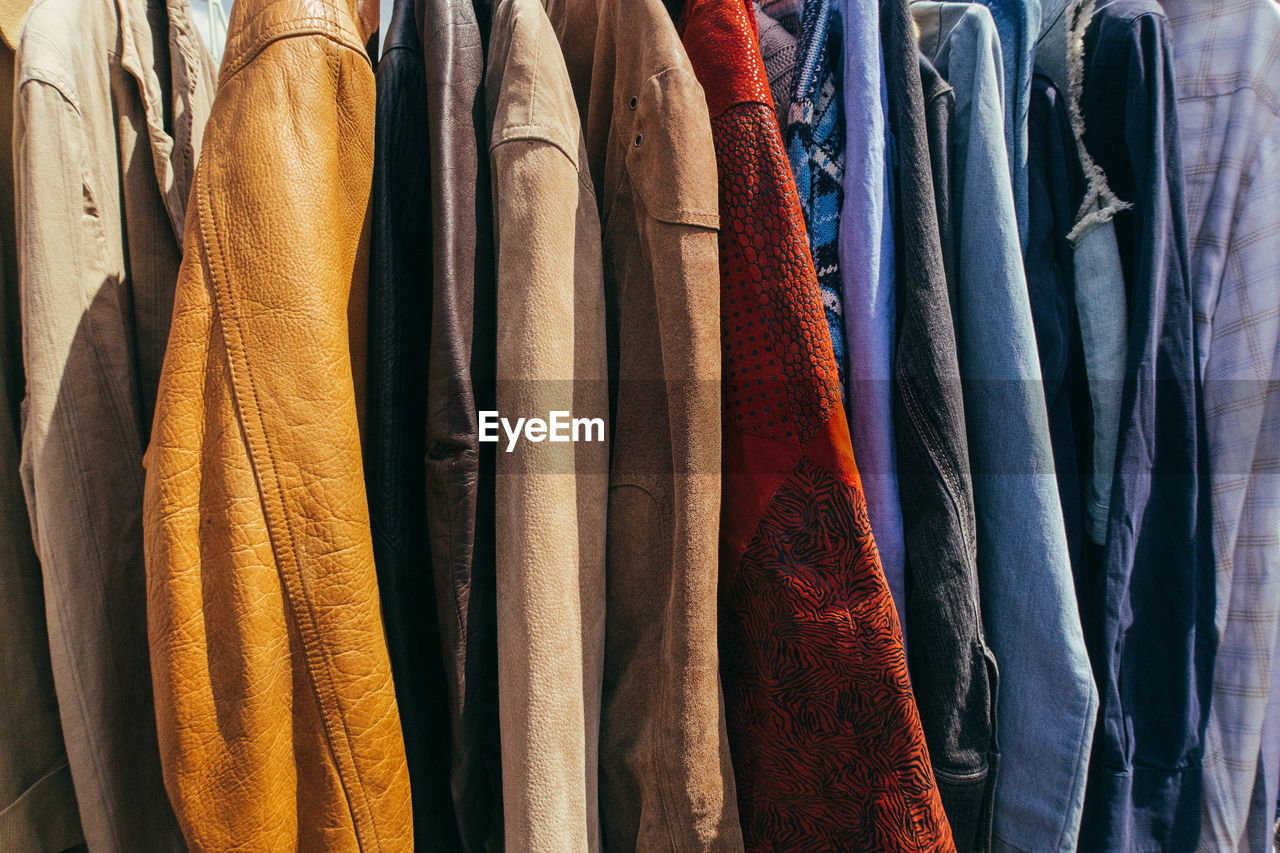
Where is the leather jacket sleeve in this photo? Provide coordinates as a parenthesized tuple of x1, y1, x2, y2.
(142, 5, 414, 849)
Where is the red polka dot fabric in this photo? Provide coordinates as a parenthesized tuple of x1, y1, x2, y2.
(679, 1, 956, 849)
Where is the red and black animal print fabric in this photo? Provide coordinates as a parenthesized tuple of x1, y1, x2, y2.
(678, 1, 955, 849)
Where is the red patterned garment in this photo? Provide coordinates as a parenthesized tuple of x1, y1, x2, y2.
(677, 2, 956, 850)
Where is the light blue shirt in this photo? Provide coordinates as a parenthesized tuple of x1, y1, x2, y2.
(834, 0, 906, 631)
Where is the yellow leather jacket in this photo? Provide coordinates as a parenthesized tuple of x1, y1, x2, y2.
(142, 0, 413, 848)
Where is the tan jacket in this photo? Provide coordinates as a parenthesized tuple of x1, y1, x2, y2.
(544, 0, 744, 848)
(0, 1, 83, 848)
(13, 0, 213, 847)
(141, 0, 413, 849)
(486, 0, 608, 847)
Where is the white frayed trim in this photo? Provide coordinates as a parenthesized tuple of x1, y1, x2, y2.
(1064, 0, 1133, 245)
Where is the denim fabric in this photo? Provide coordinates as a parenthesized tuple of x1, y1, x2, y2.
(835, 0, 905, 627)
(1076, 1, 1215, 849)
(1070, 214, 1127, 546)
(1057, 0, 1128, 551)
(962, 0, 1075, 251)
(916, 7, 1098, 852)
(884, 0, 994, 845)
(920, 57, 954, 294)
(970, 0, 1033, 248)
(1027, 73, 1091, 579)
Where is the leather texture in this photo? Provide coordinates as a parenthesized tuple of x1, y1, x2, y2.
(13, 0, 213, 847)
(541, 0, 744, 848)
(0, 3, 84, 848)
(414, 0, 505, 845)
(486, 0, 608, 847)
(678, 1, 955, 849)
(367, 0, 464, 847)
(142, 0, 414, 848)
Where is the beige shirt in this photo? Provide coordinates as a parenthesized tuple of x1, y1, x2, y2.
(13, 0, 213, 848)
(0, 1, 83, 848)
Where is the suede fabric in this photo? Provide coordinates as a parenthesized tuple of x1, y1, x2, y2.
(141, 0, 414, 848)
(485, 0, 608, 847)
(540, 0, 744, 847)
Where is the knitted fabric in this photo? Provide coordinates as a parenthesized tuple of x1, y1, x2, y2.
(758, 0, 848, 400)
(753, 4, 796, 130)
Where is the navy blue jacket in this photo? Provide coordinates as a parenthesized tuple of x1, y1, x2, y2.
(1075, 1, 1215, 849)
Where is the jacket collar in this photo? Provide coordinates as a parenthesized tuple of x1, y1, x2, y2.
(0, 0, 28, 51)
(385, 0, 418, 56)
(116, 0, 214, 249)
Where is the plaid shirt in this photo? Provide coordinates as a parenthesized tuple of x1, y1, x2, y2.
(1164, 2, 1280, 849)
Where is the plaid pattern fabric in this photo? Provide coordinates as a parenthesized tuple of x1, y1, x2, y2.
(1164, 2, 1280, 849)
(759, 0, 848, 398)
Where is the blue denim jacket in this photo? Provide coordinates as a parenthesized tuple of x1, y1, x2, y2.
(914, 5, 1099, 852)
(966, 0, 1073, 251)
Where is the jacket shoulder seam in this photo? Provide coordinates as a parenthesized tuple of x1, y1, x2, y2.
(491, 124, 580, 168)
(16, 67, 82, 112)
(219, 21, 367, 85)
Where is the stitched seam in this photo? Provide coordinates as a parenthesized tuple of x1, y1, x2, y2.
(196, 103, 379, 847)
(220, 20, 366, 83)
(17, 69, 81, 111)
(0, 760, 74, 822)
(608, 479, 682, 851)
(492, 124, 579, 167)
(897, 373, 988, 688)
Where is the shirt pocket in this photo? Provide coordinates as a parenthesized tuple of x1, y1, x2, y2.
(623, 66, 720, 230)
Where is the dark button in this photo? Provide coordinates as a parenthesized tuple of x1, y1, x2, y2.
(628, 96, 638, 110)
(634, 133, 643, 146)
